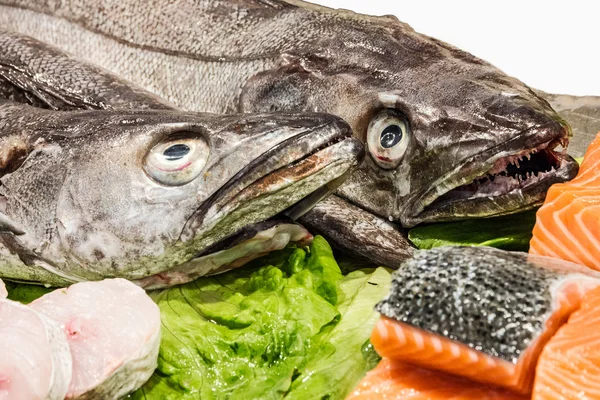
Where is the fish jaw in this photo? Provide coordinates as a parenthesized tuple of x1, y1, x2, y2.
(173, 118, 364, 278)
(400, 119, 579, 227)
(135, 220, 312, 289)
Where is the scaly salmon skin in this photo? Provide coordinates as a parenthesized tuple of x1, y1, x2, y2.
(372, 246, 600, 394)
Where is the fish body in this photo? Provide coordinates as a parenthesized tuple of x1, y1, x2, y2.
(0, 0, 579, 266)
(372, 246, 600, 394)
(0, 96, 362, 286)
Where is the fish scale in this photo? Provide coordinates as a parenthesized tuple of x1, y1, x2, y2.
(372, 246, 600, 394)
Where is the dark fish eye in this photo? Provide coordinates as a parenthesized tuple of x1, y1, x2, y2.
(163, 144, 191, 161)
(380, 125, 403, 148)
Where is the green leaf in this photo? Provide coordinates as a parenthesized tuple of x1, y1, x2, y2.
(133, 237, 389, 400)
(408, 211, 537, 252)
(5, 282, 53, 304)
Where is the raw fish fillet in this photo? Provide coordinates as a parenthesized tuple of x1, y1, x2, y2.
(30, 278, 160, 399)
(530, 132, 600, 269)
(0, 298, 72, 400)
(347, 358, 528, 399)
(372, 246, 600, 394)
(533, 285, 600, 399)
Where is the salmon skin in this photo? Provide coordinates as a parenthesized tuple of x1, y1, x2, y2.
(530, 132, 600, 270)
(372, 246, 600, 394)
(533, 285, 600, 399)
(347, 358, 528, 400)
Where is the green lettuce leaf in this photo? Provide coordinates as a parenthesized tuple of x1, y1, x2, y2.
(4, 282, 52, 304)
(133, 236, 390, 400)
(408, 210, 537, 251)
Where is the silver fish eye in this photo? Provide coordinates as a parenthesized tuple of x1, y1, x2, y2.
(144, 135, 209, 186)
(367, 109, 411, 169)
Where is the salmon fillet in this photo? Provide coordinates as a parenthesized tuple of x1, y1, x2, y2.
(533, 285, 600, 399)
(530, 132, 600, 269)
(372, 246, 600, 394)
(347, 358, 528, 400)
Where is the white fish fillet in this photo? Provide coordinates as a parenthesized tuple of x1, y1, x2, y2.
(0, 298, 72, 400)
(30, 278, 161, 399)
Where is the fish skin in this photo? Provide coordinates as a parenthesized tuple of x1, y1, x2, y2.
(373, 246, 600, 393)
(0, 97, 362, 286)
(0, 3, 579, 264)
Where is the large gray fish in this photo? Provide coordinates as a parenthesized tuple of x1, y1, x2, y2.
(0, 0, 579, 264)
(0, 34, 364, 286)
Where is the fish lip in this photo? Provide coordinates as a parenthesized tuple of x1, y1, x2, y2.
(403, 122, 577, 226)
(179, 118, 364, 246)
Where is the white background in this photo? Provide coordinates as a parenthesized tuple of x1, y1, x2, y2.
(310, 0, 599, 96)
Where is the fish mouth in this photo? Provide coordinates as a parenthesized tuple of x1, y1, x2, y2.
(156, 118, 363, 286)
(405, 124, 579, 227)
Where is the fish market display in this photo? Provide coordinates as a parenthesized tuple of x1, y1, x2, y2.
(347, 358, 528, 400)
(371, 246, 600, 394)
(530, 132, 600, 269)
(0, 296, 72, 400)
(0, 0, 579, 266)
(533, 285, 600, 399)
(30, 279, 160, 399)
(0, 98, 362, 287)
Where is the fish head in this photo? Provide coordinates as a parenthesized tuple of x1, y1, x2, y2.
(0, 103, 363, 283)
(240, 13, 578, 227)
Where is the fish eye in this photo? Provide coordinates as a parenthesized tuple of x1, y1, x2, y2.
(144, 136, 209, 186)
(163, 144, 190, 160)
(367, 109, 411, 169)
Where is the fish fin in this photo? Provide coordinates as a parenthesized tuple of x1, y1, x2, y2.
(298, 195, 414, 268)
(0, 64, 78, 110)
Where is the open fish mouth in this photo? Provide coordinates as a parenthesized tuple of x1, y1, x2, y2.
(406, 124, 579, 226)
(137, 118, 364, 288)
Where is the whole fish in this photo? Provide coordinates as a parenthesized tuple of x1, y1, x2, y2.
(0, 0, 579, 265)
(0, 97, 363, 287)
